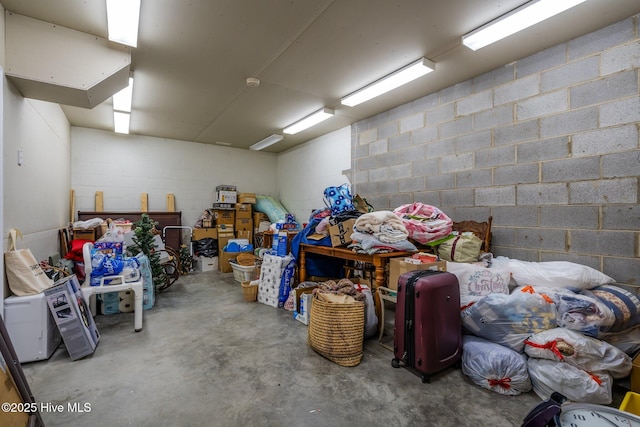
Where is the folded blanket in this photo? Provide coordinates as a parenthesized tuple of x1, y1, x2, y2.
(349, 231, 417, 252)
(354, 211, 408, 243)
(393, 203, 453, 244)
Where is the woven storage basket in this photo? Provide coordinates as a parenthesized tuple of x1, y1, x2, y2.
(236, 252, 257, 266)
(308, 295, 365, 367)
(241, 281, 258, 302)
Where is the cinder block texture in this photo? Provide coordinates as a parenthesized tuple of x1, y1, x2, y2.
(350, 15, 640, 284)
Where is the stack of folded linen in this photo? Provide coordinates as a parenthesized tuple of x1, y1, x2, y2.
(349, 211, 417, 254)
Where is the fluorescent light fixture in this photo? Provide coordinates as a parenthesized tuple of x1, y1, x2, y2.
(462, 0, 588, 51)
(113, 77, 133, 112)
(249, 134, 284, 151)
(114, 111, 130, 134)
(283, 108, 335, 135)
(106, 0, 141, 47)
(341, 58, 435, 107)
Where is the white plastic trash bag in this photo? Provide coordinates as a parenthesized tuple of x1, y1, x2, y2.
(491, 257, 614, 291)
(462, 335, 531, 396)
(528, 358, 612, 405)
(524, 327, 631, 379)
(461, 287, 556, 352)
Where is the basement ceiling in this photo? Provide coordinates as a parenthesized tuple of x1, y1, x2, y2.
(2, 0, 639, 153)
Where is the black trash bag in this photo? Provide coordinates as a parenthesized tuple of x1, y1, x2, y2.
(192, 238, 218, 257)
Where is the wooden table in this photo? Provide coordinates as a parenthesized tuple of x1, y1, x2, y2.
(298, 244, 412, 289)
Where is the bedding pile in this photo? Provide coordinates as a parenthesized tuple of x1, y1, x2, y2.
(349, 210, 417, 254)
(392, 203, 453, 244)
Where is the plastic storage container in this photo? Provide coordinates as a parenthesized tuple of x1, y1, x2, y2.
(620, 391, 640, 416)
(230, 261, 255, 283)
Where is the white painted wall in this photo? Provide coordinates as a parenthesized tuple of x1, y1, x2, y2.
(2, 82, 71, 305)
(71, 128, 279, 228)
(276, 126, 351, 225)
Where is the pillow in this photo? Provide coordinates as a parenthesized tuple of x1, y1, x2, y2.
(255, 195, 288, 223)
(446, 262, 511, 308)
(491, 256, 614, 291)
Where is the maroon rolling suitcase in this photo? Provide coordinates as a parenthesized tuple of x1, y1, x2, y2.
(392, 269, 462, 383)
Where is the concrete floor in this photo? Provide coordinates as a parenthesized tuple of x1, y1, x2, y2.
(20, 270, 626, 427)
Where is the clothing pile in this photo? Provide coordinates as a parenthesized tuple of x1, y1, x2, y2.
(312, 278, 366, 302)
(348, 210, 417, 254)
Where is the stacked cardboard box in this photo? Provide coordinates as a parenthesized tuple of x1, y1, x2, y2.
(328, 219, 356, 247)
(387, 258, 447, 290)
(235, 203, 253, 243)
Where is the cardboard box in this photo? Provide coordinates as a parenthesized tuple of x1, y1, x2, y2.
(217, 224, 234, 235)
(219, 251, 241, 273)
(328, 219, 356, 247)
(44, 275, 100, 361)
(0, 364, 29, 427)
(253, 212, 269, 224)
(387, 259, 447, 291)
(217, 231, 239, 273)
(235, 203, 252, 218)
(73, 227, 101, 241)
(216, 190, 237, 204)
(631, 352, 640, 392)
(193, 227, 217, 241)
(238, 193, 257, 204)
(214, 209, 235, 225)
(255, 221, 271, 234)
(236, 230, 253, 243)
(236, 217, 253, 232)
(212, 202, 234, 210)
(195, 256, 218, 272)
(294, 293, 315, 325)
(293, 285, 318, 313)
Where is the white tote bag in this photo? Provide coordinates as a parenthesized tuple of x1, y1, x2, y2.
(4, 229, 54, 296)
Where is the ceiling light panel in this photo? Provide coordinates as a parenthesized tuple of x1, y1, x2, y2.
(462, 0, 588, 51)
(249, 134, 284, 151)
(341, 58, 435, 107)
(114, 111, 130, 134)
(283, 108, 335, 135)
(107, 0, 141, 47)
(113, 77, 134, 112)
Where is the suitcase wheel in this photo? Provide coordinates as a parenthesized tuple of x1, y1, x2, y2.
(421, 374, 431, 384)
(391, 358, 400, 368)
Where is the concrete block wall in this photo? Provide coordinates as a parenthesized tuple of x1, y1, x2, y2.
(351, 15, 640, 284)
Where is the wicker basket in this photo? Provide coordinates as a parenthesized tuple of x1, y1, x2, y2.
(308, 295, 365, 367)
(241, 281, 258, 302)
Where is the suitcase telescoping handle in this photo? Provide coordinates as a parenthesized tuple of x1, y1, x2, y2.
(399, 269, 444, 293)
